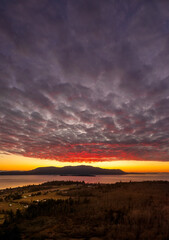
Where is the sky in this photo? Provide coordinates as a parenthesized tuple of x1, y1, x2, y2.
(0, 0, 169, 172)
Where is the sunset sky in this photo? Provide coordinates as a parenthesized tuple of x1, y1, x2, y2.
(0, 0, 169, 172)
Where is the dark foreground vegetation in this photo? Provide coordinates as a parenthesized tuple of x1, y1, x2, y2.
(0, 181, 169, 240)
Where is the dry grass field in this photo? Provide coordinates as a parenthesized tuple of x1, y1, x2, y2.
(0, 181, 169, 240)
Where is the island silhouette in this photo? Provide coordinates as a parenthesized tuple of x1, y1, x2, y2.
(0, 165, 125, 176)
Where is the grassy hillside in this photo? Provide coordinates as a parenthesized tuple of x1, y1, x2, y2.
(0, 181, 169, 239)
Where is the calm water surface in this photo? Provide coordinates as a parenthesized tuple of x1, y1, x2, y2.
(0, 173, 169, 190)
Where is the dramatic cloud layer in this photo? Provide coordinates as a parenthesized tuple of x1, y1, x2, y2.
(0, 0, 169, 162)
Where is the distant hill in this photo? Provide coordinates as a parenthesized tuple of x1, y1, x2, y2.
(0, 165, 126, 176)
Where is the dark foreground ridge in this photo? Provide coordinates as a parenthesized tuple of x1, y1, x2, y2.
(0, 165, 126, 175)
(0, 181, 169, 240)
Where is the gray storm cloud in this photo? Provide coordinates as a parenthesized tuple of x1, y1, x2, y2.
(0, 0, 169, 162)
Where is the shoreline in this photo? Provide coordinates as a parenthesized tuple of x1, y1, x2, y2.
(0, 173, 169, 190)
(0, 177, 169, 192)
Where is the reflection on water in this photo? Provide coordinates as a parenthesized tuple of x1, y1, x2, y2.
(0, 173, 169, 190)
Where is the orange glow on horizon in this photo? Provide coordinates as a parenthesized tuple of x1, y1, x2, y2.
(0, 153, 169, 173)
